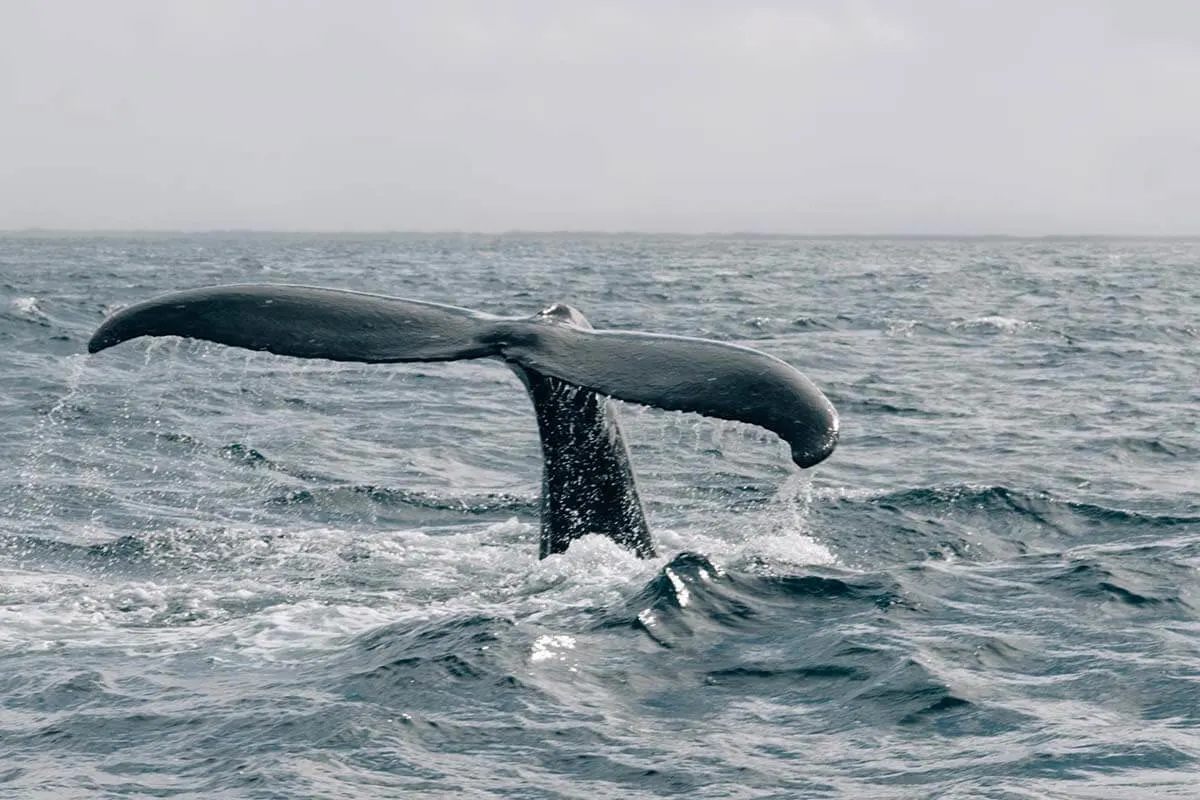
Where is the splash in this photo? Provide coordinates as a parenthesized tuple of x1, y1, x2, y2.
(10, 354, 90, 528)
(10, 296, 46, 320)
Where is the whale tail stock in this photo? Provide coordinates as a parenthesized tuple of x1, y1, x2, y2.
(88, 284, 839, 558)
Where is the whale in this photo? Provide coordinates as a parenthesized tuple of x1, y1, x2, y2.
(87, 284, 839, 558)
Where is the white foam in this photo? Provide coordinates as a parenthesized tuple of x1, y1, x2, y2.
(530, 634, 576, 663)
(0, 459, 840, 667)
(656, 473, 837, 571)
(11, 296, 44, 317)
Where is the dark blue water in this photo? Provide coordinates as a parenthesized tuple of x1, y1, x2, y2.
(1, 234, 1197, 798)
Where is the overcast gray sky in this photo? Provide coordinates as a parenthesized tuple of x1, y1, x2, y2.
(2, 1, 1198, 233)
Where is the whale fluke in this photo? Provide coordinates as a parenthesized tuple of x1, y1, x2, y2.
(89, 284, 838, 468)
(89, 284, 501, 363)
(89, 284, 839, 558)
(495, 323, 838, 469)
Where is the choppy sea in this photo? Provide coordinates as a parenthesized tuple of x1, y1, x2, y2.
(1, 234, 1197, 798)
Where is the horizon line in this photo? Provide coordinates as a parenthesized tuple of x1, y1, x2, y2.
(3, 228, 1199, 240)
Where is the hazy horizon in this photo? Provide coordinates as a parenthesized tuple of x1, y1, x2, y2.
(4, 1, 1199, 235)
(5, 228, 1200, 239)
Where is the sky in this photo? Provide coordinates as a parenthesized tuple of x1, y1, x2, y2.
(2, 0, 1199, 234)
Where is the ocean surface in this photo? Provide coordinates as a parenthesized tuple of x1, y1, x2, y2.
(1, 234, 1197, 798)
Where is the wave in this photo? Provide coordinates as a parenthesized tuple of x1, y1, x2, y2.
(1033, 558, 1194, 612)
(809, 483, 1200, 574)
(1101, 436, 1198, 459)
(859, 484, 1199, 529)
(339, 614, 519, 700)
(268, 485, 536, 516)
(832, 483, 1199, 531)
(835, 396, 950, 418)
(600, 552, 904, 647)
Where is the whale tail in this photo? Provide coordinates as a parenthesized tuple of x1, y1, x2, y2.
(89, 284, 839, 558)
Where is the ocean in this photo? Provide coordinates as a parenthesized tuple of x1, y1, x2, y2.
(1, 234, 1197, 798)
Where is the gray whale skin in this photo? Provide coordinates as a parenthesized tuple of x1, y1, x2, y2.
(89, 284, 838, 559)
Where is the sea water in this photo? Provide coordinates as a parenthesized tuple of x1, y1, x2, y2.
(0, 234, 1197, 798)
